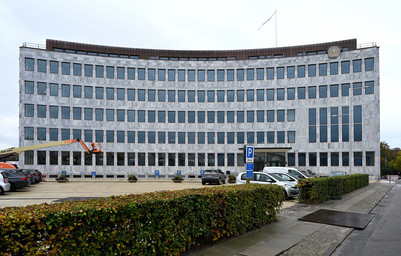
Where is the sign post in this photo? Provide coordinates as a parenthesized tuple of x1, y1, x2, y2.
(245, 145, 254, 184)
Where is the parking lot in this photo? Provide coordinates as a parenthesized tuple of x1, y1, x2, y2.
(0, 179, 297, 208)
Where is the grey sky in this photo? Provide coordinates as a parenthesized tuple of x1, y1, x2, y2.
(0, 0, 400, 149)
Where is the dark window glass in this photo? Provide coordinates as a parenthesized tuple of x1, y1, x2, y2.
(237, 90, 244, 102)
(178, 111, 185, 123)
(177, 69, 185, 81)
(277, 131, 285, 143)
(84, 108, 93, 120)
(62, 62, 70, 75)
(257, 68, 264, 80)
(287, 66, 295, 78)
(297, 65, 305, 78)
(342, 152, 349, 166)
(257, 110, 264, 122)
(237, 69, 244, 81)
(330, 84, 339, 97)
(24, 127, 34, 140)
(277, 88, 284, 100)
(298, 153, 306, 166)
(330, 62, 338, 75)
(73, 63, 82, 76)
(319, 85, 327, 98)
(217, 69, 224, 81)
(138, 110, 145, 122)
(207, 132, 215, 144)
(354, 152, 363, 166)
(25, 81, 34, 94)
(106, 109, 114, 121)
(217, 111, 224, 123)
(49, 106, 58, 118)
(188, 70, 195, 81)
(341, 61, 350, 74)
(288, 153, 295, 166)
(85, 64, 93, 77)
(207, 111, 215, 123)
(106, 130, 114, 143)
(198, 132, 205, 144)
(138, 131, 145, 143)
(158, 132, 165, 143)
(73, 107, 82, 120)
(147, 68, 155, 81)
(227, 90, 234, 102)
(341, 83, 350, 96)
(198, 90, 205, 102)
(308, 64, 316, 77)
(105, 66, 114, 79)
(257, 132, 264, 144)
(127, 110, 135, 122)
(148, 110, 155, 123)
(138, 89, 145, 101)
(188, 132, 195, 144)
(105, 88, 114, 100)
(25, 104, 34, 117)
(207, 70, 215, 81)
(227, 111, 234, 123)
(117, 67, 125, 79)
(267, 110, 274, 122)
(247, 111, 254, 123)
(365, 81, 374, 94)
(148, 132, 155, 144)
(73, 85, 82, 98)
(198, 153, 205, 166)
(61, 129, 70, 140)
(366, 151, 375, 166)
(37, 82, 46, 95)
(187, 90, 195, 102)
(62, 84, 70, 97)
(308, 86, 316, 99)
(38, 59, 47, 73)
(95, 65, 104, 78)
(158, 90, 165, 102)
(246, 68, 254, 80)
(168, 69, 175, 81)
(127, 89, 135, 101)
(257, 89, 264, 101)
(309, 153, 317, 166)
(158, 69, 165, 81)
(217, 90, 224, 102)
(117, 88, 125, 100)
(25, 58, 34, 71)
(168, 90, 175, 102)
(198, 70, 205, 81)
(168, 132, 175, 144)
(298, 87, 305, 99)
(207, 90, 215, 102)
(168, 111, 175, 123)
(127, 68, 135, 79)
(267, 67, 274, 79)
(95, 108, 104, 121)
(95, 87, 103, 99)
(37, 127, 46, 140)
(353, 59, 362, 73)
(246, 90, 254, 102)
(227, 69, 234, 81)
(277, 110, 285, 122)
(158, 111, 165, 123)
(319, 63, 327, 76)
(61, 106, 70, 119)
(267, 89, 274, 101)
(198, 111, 205, 123)
(365, 58, 374, 71)
(138, 68, 145, 80)
(277, 67, 284, 79)
(287, 88, 295, 100)
(237, 111, 244, 123)
(237, 132, 244, 144)
(147, 89, 155, 102)
(353, 82, 362, 96)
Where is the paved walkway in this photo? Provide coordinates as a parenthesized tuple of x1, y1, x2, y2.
(191, 181, 394, 256)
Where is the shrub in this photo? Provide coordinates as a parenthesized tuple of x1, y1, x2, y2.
(0, 184, 284, 255)
(298, 174, 369, 204)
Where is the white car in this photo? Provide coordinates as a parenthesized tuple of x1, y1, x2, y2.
(0, 170, 11, 195)
(263, 167, 309, 179)
(236, 172, 299, 198)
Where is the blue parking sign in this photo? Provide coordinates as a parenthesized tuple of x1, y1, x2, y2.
(246, 163, 254, 170)
(200, 170, 205, 176)
(155, 170, 159, 177)
(246, 145, 254, 163)
(177, 170, 181, 177)
(246, 171, 253, 178)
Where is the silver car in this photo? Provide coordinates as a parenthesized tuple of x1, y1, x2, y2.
(0, 170, 11, 195)
(236, 172, 299, 198)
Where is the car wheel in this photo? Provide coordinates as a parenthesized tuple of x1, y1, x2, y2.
(223, 179, 226, 184)
(10, 183, 16, 192)
(217, 179, 221, 185)
(202, 181, 206, 185)
(0, 186, 4, 195)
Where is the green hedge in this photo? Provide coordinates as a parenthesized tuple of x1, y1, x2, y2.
(0, 184, 284, 255)
(298, 174, 369, 204)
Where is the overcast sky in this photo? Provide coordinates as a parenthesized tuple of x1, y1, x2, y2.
(0, 0, 400, 149)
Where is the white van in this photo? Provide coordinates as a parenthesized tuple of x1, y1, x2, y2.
(262, 167, 308, 179)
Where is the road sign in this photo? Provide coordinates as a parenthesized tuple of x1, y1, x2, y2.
(155, 170, 159, 177)
(246, 145, 254, 163)
(246, 163, 254, 170)
(200, 170, 205, 176)
(177, 170, 181, 177)
(61, 171, 67, 175)
(246, 171, 253, 178)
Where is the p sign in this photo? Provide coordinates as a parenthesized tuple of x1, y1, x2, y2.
(246, 145, 254, 163)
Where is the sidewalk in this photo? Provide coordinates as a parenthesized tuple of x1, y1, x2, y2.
(191, 181, 394, 256)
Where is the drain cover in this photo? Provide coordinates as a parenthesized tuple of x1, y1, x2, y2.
(298, 209, 374, 230)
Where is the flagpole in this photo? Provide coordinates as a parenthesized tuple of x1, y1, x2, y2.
(275, 11, 277, 47)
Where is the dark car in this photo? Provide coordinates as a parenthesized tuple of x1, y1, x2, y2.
(202, 169, 226, 185)
(1, 169, 30, 191)
(21, 169, 42, 184)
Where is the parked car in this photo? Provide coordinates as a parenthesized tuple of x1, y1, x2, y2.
(263, 167, 309, 179)
(271, 172, 299, 184)
(202, 169, 226, 185)
(21, 169, 42, 184)
(1, 169, 30, 191)
(330, 171, 347, 177)
(236, 172, 299, 198)
(0, 170, 11, 195)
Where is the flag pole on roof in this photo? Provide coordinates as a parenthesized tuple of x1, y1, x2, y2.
(258, 10, 277, 47)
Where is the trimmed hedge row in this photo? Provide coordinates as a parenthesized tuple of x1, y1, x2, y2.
(0, 184, 284, 255)
(297, 174, 369, 204)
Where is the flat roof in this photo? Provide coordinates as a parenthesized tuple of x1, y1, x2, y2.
(44, 39, 358, 61)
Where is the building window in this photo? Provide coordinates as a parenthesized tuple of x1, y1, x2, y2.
(207, 132, 215, 144)
(341, 61, 350, 74)
(49, 151, 58, 165)
(247, 90, 254, 102)
(188, 132, 195, 144)
(246, 68, 254, 80)
(319, 63, 327, 76)
(277, 110, 285, 122)
(73, 107, 82, 120)
(85, 64, 93, 77)
(73, 85, 82, 98)
(217, 111, 224, 123)
(62, 84, 70, 97)
(127, 67, 135, 80)
(62, 151, 70, 165)
(207, 90, 215, 102)
(309, 109, 317, 143)
(288, 153, 295, 166)
(37, 128, 46, 140)
(208, 153, 215, 166)
(320, 153, 328, 166)
(287, 66, 295, 78)
(198, 132, 205, 144)
(96, 65, 104, 78)
(237, 153, 244, 167)
(256, 68, 264, 80)
(297, 65, 305, 78)
(298, 153, 306, 166)
(247, 132, 255, 144)
(237, 90, 244, 102)
(331, 152, 339, 166)
(354, 152, 363, 166)
(277, 67, 284, 79)
(217, 90, 224, 102)
(237, 69, 244, 81)
(227, 69, 234, 81)
(197, 90, 205, 102)
(366, 151, 375, 166)
(237, 132, 244, 144)
(73, 63, 82, 76)
(117, 152, 125, 166)
(309, 153, 317, 166)
(319, 85, 327, 98)
(37, 105, 46, 118)
(308, 86, 316, 99)
(365, 58, 374, 71)
(84, 130, 93, 142)
(267, 67, 274, 79)
(298, 87, 306, 99)
(168, 69, 175, 81)
(138, 153, 145, 166)
(62, 62, 70, 75)
(25, 81, 34, 94)
(217, 132, 224, 144)
(168, 153, 175, 166)
(308, 64, 316, 77)
(25, 58, 34, 71)
(342, 152, 349, 166)
(127, 153, 135, 166)
(287, 88, 295, 100)
(257, 132, 264, 144)
(277, 131, 285, 143)
(277, 88, 284, 100)
(198, 153, 205, 166)
(38, 59, 47, 73)
(288, 131, 295, 143)
(353, 59, 362, 73)
(330, 62, 338, 75)
(354, 105, 362, 141)
(138, 68, 145, 80)
(237, 111, 244, 123)
(49, 128, 58, 141)
(127, 131, 135, 143)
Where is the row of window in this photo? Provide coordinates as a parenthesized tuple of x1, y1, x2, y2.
(308, 106, 362, 143)
(24, 81, 375, 101)
(24, 150, 375, 167)
(24, 105, 297, 123)
(25, 57, 375, 81)
(24, 128, 296, 144)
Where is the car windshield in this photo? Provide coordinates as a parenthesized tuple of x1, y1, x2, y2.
(267, 173, 286, 181)
(272, 173, 293, 181)
(204, 170, 218, 174)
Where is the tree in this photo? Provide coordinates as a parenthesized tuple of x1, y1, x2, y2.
(394, 152, 401, 171)
(381, 141, 399, 175)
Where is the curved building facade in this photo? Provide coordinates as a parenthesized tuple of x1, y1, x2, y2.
(18, 39, 380, 179)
